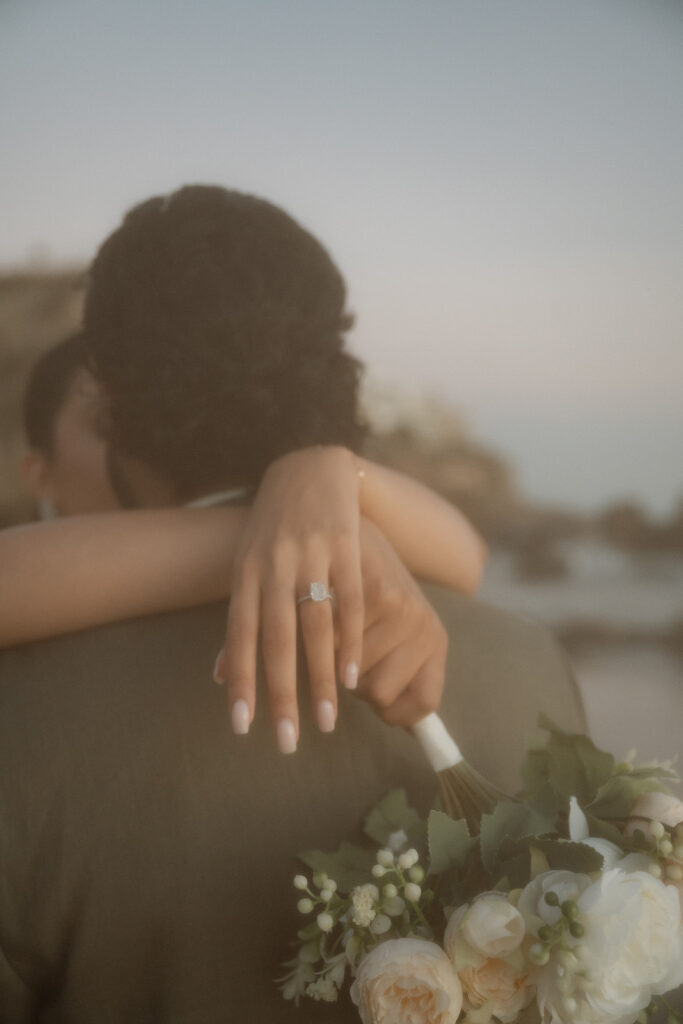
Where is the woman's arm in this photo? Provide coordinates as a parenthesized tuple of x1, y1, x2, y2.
(0, 506, 247, 647)
(357, 455, 487, 594)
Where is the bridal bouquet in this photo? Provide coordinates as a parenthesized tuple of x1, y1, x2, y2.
(279, 717, 683, 1024)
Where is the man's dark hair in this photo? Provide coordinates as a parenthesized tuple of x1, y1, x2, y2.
(23, 332, 88, 453)
(84, 185, 365, 501)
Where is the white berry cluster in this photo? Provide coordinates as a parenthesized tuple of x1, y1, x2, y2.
(280, 847, 434, 1006)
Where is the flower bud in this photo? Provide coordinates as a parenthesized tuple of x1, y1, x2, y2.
(569, 921, 585, 938)
(659, 838, 674, 857)
(320, 887, 335, 903)
(376, 849, 395, 868)
(674, 843, 683, 861)
(666, 863, 683, 881)
(398, 849, 419, 870)
(382, 895, 406, 917)
(530, 943, 550, 965)
(371, 864, 386, 878)
(294, 874, 308, 890)
(317, 912, 334, 933)
(313, 871, 329, 888)
(404, 882, 421, 902)
(562, 997, 578, 1015)
(651, 821, 666, 840)
(383, 883, 398, 898)
(370, 913, 392, 935)
(557, 949, 579, 972)
(648, 862, 663, 878)
(544, 891, 560, 907)
(409, 865, 425, 883)
(298, 898, 314, 914)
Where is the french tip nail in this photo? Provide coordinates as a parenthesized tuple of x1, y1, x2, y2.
(317, 699, 336, 733)
(231, 699, 250, 735)
(213, 650, 225, 685)
(344, 661, 359, 690)
(276, 717, 297, 755)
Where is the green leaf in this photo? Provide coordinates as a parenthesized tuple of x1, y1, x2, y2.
(479, 800, 555, 874)
(427, 810, 475, 876)
(523, 716, 614, 807)
(584, 814, 632, 850)
(363, 789, 425, 847)
(299, 842, 375, 894)
(529, 838, 604, 874)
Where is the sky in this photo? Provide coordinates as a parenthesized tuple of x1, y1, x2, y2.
(2, 0, 682, 514)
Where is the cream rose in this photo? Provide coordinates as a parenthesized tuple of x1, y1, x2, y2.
(350, 938, 463, 1024)
(460, 958, 534, 1024)
(445, 894, 526, 960)
(625, 792, 683, 840)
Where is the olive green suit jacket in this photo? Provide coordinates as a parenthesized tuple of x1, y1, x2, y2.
(0, 589, 585, 1023)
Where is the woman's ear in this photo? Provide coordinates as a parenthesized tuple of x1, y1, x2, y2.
(21, 450, 58, 518)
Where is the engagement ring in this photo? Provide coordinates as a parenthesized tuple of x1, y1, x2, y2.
(297, 582, 334, 605)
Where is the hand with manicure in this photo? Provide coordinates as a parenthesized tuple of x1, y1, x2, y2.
(213, 446, 364, 753)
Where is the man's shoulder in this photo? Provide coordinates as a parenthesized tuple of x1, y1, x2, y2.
(0, 602, 227, 685)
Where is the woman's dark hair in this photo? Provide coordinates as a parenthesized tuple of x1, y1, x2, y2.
(84, 185, 365, 501)
(23, 333, 88, 453)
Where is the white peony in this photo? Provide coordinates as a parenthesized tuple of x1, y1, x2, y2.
(350, 938, 463, 1024)
(521, 868, 683, 1024)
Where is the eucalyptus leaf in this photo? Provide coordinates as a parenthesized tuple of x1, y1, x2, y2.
(299, 843, 375, 894)
(363, 789, 425, 847)
(427, 810, 474, 876)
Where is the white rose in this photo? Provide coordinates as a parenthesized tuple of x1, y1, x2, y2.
(350, 938, 463, 1024)
(625, 792, 683, 840)
(445, 894, 526, 960)
(523, 868, 683, 1024)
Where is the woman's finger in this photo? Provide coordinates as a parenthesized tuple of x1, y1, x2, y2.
(359, 611, 412, 676)
(297, 573, 338, 734)
(331, 547, 364, 693)
(356, 634, 429, 719)
(261, 580, 299, 754)
(373, 651, 446, 729)
(219, 565, 260, 736)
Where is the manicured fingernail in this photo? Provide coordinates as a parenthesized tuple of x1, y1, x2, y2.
(231, 699, 250, 735)
(213, 649, 225, 685)
(344, 661, 359, 690)
(316, 699, 336, 733)
(276, 718, 297, 755)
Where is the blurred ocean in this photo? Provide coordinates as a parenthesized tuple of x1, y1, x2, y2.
(480, 539, 683, 781)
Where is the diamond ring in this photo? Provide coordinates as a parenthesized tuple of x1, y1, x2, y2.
(297, 582, 334, 605)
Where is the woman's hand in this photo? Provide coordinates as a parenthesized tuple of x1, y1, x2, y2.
(214, 446, 365, 752)
(356, 520, 448, 728)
